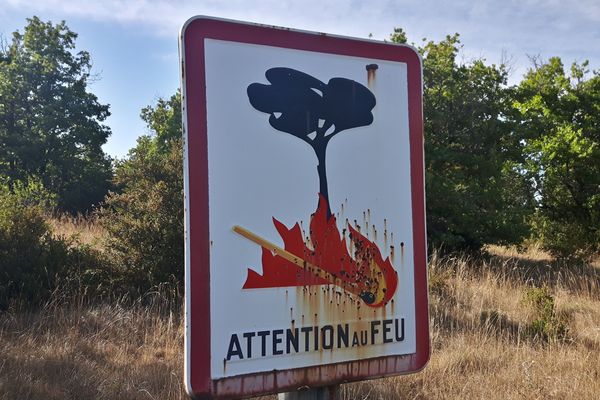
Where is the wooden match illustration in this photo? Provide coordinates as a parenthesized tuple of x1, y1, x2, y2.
(233, 224, 390, 306)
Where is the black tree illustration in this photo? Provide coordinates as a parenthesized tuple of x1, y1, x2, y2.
(247, 67, 376, 218)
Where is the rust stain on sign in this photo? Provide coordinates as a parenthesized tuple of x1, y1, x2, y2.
(213, 352, 418, 399)
(366, 64, 378, 87)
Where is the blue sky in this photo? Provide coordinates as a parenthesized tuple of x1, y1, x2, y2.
(1, 0, 598, 158)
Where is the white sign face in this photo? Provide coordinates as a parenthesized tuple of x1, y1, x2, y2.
(182, 17, 428, 399)
(207, 39, 415, 377)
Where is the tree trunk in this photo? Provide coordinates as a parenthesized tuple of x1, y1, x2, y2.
(315, 145, 332, 219)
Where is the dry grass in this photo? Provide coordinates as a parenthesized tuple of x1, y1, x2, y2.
(0, 294, 184, 400)
(485, 242, 554, 262)
(342, 249, 600, 400)
(46, 213, 106, 249)
(1, 247, 599, 399)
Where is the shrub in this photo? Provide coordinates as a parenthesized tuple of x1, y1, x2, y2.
(0, 179, 106, 309)
(98, 92, 184, 295)
(521, 286, 569, 342)
(99, 138, 183, 294)
(532, 212, 598, 259)
(2, 177, 57, 209)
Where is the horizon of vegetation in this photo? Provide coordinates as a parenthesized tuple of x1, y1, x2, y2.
(1, 16, 598, 307)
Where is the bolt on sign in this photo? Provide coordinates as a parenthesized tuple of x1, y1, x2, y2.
(180, 16, 429, 399)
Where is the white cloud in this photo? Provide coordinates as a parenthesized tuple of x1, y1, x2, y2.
(4, 0, 599, 40)
(3, 0, 380, 36)
(3, 0, 598, 81)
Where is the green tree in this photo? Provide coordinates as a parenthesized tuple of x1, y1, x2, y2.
(0, 17, 112, 212)
(101, 94, 183, 291)
(139, 91, 182, 152)
(514, 58, 600, 257)
(391, 29, 532, 251)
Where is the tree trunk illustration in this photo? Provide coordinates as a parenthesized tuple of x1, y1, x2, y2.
(314, 142, 330, 217)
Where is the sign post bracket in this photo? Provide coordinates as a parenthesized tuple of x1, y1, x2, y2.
(278, 385, 340, 400)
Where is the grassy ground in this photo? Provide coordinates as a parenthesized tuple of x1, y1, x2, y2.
(342, 249, 600, 399)
(1, 218, 598, 399)
(0, 297, 183, 400)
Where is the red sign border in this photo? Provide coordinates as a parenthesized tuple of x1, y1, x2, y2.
(181, 16, 429, 399)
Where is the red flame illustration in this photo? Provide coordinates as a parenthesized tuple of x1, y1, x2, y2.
(238, 196, 398, 307)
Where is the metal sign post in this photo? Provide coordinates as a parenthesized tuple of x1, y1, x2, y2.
(180, 16, 428, 399)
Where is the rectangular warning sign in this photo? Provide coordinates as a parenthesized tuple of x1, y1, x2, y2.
(181, 16, 429, 399)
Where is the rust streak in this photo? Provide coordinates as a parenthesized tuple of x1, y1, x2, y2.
(366, 63, 378, 87)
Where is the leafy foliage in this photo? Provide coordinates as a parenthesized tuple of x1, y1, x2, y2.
(0, 17, 112, 213)
(0, 175, 57, 209)
(101, 95, 184, 293)
(0, 180, 101, 309)
(139, 91, 182, 152)
(514, 58, 600, 257)
(392, 30, 532, 251)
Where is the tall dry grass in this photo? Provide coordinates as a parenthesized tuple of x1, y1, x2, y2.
(46, 213, 106, 249)
(1, 244, 598, 399)
(342, 248, 600, 399)
(0, 291, 184, 400)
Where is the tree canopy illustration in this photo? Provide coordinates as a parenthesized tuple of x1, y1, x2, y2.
(247, 67, 376, 217)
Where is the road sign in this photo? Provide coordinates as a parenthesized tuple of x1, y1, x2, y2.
(180, 16, 429, 399)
